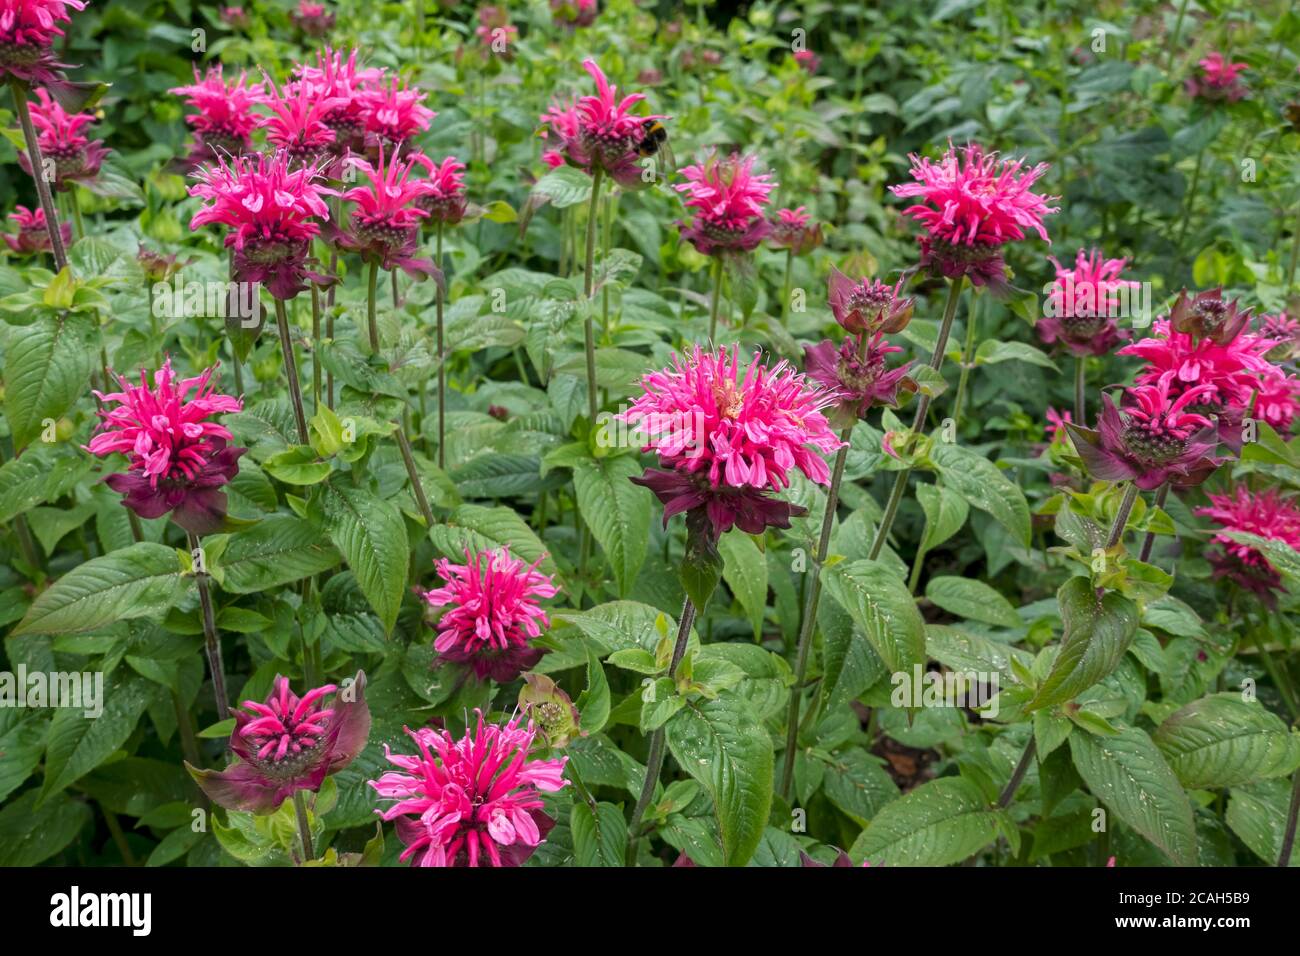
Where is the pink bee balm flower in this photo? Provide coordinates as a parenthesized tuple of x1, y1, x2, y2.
(541, 61, 664, 189)
(3, 203, 70, 256)
(188, 150, 335, 299)
(170, 65, 265, 165)
(804, 333, 914, 427)
(1257, 311, 1300, 362)
(1065, 379, 1220, 490)
(476, 5, 518, 55)
(1037, 248, 1139, 356)
(294, 47, 384, 156)
(793, 49, 820, 73)
(357, 77, 435, 149)
(890, 142, 1058, 290)
(412, 153, 468, 225)
(621, 345, 843, 540)
(421, 547, 557, 682)
(826, 266, 915, 334)
(1045, 407, 1073, 444)
(371, 712, 568, 868)
(551, 0, 597, 29)
(257, 74, 344, 166)
(1186, 52, 1248, 102)
(218, 5, 249, 29)
(1196, 487, 1300, 606)
(0, 0, 86, 85)
(768, 206, 823, 255)
(17, 86, 107, 190)
(85, 358, 246, 532)
(1252, 365, 1300, 433)
(290, 0, 334, 37)
(189, 672, 370, 813)
(676, 151, 776, 256)
(337, 147, 436, 277)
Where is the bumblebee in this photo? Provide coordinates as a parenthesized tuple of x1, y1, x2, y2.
(635, 118, 674, 180)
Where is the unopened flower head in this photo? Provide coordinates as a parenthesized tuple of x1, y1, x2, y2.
(675, 151, 776, 255)
(1167, 287, 1253, 344)
(826, 267, 914, 334)
(86, 357, 246, 532)
(1038, 248, 1138, 355)
(371, 711, 568, 867)
(804, 332, 913, 426)
(1197, 486, 1300, 606)
(188, 672, 370, 813)
(1066, 379, 1220, 490)
(890, 142, 1058, 289)
(421, 547, 558, 682)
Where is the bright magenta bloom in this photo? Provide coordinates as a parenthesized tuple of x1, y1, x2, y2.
(475, 5, 518, 54)
(294, 47, 384, 156)
(826, 267, 914, 334)
(290, 0, 333, 37)
(338, 147, 435, 276)
(622, 346, 842, 539)
(1197, 487, 1300, 605)
(17, 86, 107, 189)
(170, 65, 265, 164)
(358, 77, 434, 148)
(86, 358, 245, 532)
(189, 673, 370, 813)
(890, 142, 1057, 288)
(1187, 52, 1247, 102)
(768, 206, 822, 255)
(3, 204, 70, 255)
(1253, 365, 1300, 433)
(421, 547, 557, 682)
(371, 712, 568, 868)
(258, 74, 344, 165)
(1038, 249, 1138, 356)
(0, 0, 85, 84)
(412, 153, 468, 225)
(793, 50, 820, 73)
(1066, 379, 1220, 490)
(188, 150, 335, 298)
(676, 152, 776, 255)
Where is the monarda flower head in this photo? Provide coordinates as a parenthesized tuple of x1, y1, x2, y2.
(1253, 365, 1300, 433)
(337, 147, 435, 276)
(826, 266, 914, 334)
(621, 345, 843, 541)
(86, 358, 245, 532)
(1037, 248, 1138, 356)
(1065, 379, 1220, 491)
(804, 333, 914, 428)
(170, 65, 265, 165)
(357, 77, 434, 150)
(421, 546, 557, 682)
(0, 0, 85, 86)
(412, 153, 468, 226)
(3, 204, 70, 256)
(768, 206, 822, 256)
(294, 47, 383, 157)
(550, 0, 597, 29)
(475, 5, 518, 57)
(371, 712, 568, 868)
(890, 142, 1058, 291)
(188, 150, 335, 299)
(1257, 311, 1300, 361)
(676, 152, 776, 256)
(290, 0, 334, 38)
(17, 87, 107, 190)
(1167, 287, 1253, 344)
(1186, 52, 1247, 103)
(258, 73, 344, 167)
(1196, 487, 1300, 607)
(188, 672, 370, 813)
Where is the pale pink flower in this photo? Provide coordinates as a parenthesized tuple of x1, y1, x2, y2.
(421, 547, 557, 682)
(85, 358, 245, 531)
(890, 142, 1058, 289)
(189, 673, 370, 814)
(170, 65, 265, 162)
(675, 151, 776, 255)
(1038, 249, 1138, 356)
(1197, 487, 1300, 605)
(371, 712, 568, 867)
(357, 77, 435, 148)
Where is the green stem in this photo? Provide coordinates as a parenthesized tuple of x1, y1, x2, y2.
(1279, 768, 1300, 867)
(952, 296, 979, 426)
(69, 186, 86, 241)
(293, 789, 315, 862)
(1074, 354, 1086, 425)
(1137, 482, 1169, 563)
(996, 736, 1037, 809)
(311, 285, 322, 414)
(582, 167, 604, 424)
(1105, 483, 1140, 550)
(707, 257, 724, 342)
(366, 259, 380, 352)
(1164, 0, 1192, 71)
(1287, 202, 1300, 292)
(187, 530, 229, 721)
(435, 221, 446, 469)
(780, 249, 792, 325)
(1176, 148, 1205, 248)
(10, 79, 67, 271)
(867, 277, 965, 561)
(393, 422, 435, 527)
(626, 596, 697, 865)
(273, 298, 310, 445)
